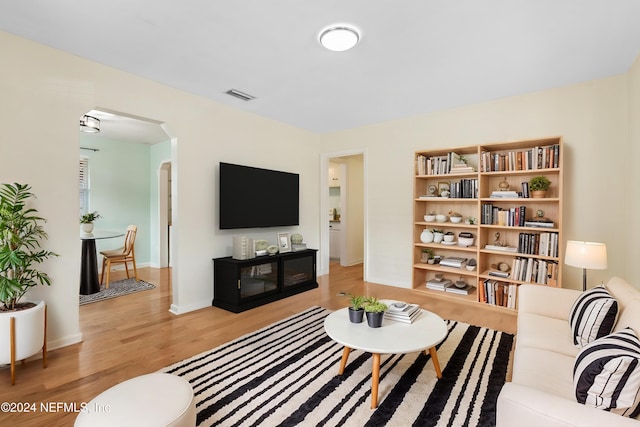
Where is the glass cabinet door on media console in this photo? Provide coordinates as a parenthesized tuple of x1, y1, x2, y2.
(213, 249, 318, 313)
(413, 137, 563, 312)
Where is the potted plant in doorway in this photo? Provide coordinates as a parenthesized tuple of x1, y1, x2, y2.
(0, 182, 58, 384)
(363, 297, 388, 328)
(80, 211, 101, 234)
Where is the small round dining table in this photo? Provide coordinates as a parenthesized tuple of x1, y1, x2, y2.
(79, 229, 125, 295)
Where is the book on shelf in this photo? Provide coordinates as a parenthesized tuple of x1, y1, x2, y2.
(445, 283, 474, 295)
(488, 270, 510, 278)
(523, 220, 554, 228)
(481, 280, 517, 309)
(439, 257, 468, 268)
(384, 301, 422, 323)
(484, 245, 518, 252)
(426, 277, 452, 291)
(490, 191, 519, 199)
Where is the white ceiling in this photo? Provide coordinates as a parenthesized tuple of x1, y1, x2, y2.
(2, 1, 640, 136)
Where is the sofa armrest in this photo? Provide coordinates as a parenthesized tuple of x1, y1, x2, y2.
(497, 382, 640, 427)
(517, 285, 581, 320)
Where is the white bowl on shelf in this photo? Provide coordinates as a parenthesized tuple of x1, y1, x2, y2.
(435, 214, 448, 222)
(450, 216, 462, 223)
(424, 214, 436, 222)
(458, 237, 474, 247)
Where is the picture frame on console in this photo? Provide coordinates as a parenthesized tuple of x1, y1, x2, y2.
(277, 233, 291, 253)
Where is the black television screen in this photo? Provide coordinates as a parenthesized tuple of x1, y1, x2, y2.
(219, 162, 300, 229)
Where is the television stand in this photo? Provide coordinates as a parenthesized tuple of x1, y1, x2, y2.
(212, 249, 318, 313)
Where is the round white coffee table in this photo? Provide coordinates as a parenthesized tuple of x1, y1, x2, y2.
(324, 305, 447, 408)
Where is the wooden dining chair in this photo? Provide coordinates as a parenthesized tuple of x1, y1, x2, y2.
(100, 225, 138, 288)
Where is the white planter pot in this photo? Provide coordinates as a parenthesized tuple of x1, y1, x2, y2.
(81, 223, 94, 234)
(0, 301, 46, 377)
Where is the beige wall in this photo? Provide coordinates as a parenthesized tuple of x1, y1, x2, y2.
(321, 73, 633, 289)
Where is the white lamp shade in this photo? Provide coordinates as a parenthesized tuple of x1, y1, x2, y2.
(565, 240, 607, 270)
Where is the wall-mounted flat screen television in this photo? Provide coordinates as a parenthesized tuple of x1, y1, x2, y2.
(219, 162, 299, 229)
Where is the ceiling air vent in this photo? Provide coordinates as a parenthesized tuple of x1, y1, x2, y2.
(225, 89, 256, 101)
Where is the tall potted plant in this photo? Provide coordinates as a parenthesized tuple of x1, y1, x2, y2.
(0, 182, 58, 384)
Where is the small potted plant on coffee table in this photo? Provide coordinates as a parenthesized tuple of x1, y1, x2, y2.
(363, 297, 388, 328)
(347, 294, 366, 323)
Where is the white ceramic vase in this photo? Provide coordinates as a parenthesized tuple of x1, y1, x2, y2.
(420, 229, 434, 243)
(81, 223, 94, 234)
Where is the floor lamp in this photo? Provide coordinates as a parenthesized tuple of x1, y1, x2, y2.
(564, 241, 608, 291)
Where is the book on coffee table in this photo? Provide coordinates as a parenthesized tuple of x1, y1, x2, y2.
(383, 300, 422, 323)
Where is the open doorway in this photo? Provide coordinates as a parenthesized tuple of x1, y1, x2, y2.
(78, 108, 175, 304)
(320, 150, 366, 279)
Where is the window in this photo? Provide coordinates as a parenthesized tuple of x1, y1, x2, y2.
(79, 157, 89, 216)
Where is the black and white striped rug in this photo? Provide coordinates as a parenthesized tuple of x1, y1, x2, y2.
(163, 306, 513, 426)
(79, 279, 155, 305)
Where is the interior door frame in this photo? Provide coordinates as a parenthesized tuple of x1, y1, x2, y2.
(319, 149, 367, 279)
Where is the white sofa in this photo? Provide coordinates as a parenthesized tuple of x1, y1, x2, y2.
(497, 277, 640, 426)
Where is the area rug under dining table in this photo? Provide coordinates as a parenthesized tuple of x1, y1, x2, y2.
(79, 278, 156, 305)
(163, 306, 514, 426)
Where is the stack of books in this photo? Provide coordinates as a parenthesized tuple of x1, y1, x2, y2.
(439, 257, 467, 269)
(426, 276, 452, 291)
(490, 191, 519, 199)
(384, 301, 422, 324)
(446, 281, 474, 295)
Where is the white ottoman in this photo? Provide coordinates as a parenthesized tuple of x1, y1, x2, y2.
(75, 373, 196, 427)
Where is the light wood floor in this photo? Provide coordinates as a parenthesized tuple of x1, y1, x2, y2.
(0, 262, 516, 426)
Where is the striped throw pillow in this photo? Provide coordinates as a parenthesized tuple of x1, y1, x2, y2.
(574, 328, 640, 417)
(569, 286, 618, 347)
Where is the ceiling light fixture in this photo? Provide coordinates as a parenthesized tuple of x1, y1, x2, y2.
(80, 115, 100, 133)
(319, 25, 360, 52)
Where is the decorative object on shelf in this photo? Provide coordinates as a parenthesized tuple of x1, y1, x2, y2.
(433, 229, 444, 243)
(363, 297, 388, 328)
(435, 214, 448, 223)
(454, 277, 468, 289)
(458, 232, 474, 247)
(420, 248, 433, 263)
(266, 245, 279, 255)
(80, 210, 101, 234)
(565, 241, 608, 291)
(427, 185, 438, 197)
(524, 209, 554, 228)
(466, 258, 477, 271)
(498, 178, 510, 191)
(443, 232, 455, 243)
(291, 234, 303, 244)
(438, 181, 450, 197)
(465, 216, 476, 225)
(448, 211, 462, 223)
(493, 232, 503, 247)
(276, 232, 291, 253)
(420, 229, 434, 243)
(529, 175, 551, 198)
(424, 212, 436, 222)
(346, 294, 366, 323)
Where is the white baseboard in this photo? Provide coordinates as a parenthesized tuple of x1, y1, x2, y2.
(48, 332, 83, 350)
(169, 300, 211, 315)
